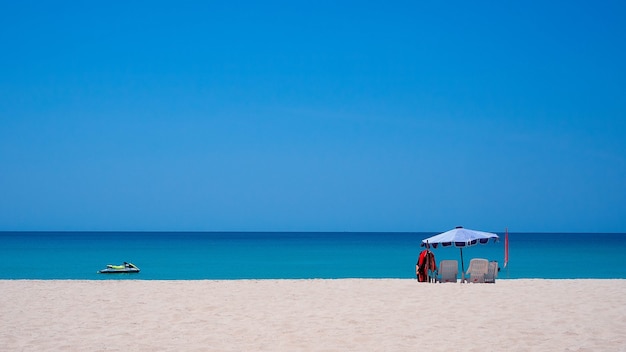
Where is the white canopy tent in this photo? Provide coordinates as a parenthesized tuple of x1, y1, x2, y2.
(421, 226, 499, 282)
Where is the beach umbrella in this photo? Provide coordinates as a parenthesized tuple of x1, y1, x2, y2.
(421, 226, 499, 281)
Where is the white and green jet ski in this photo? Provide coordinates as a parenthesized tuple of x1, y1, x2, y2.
(98, 262, 140, 274)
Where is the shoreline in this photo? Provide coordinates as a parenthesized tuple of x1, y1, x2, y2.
(2, 279, 625, 351)
(2, 277, 625, 281)
(2, 278, 626, 282)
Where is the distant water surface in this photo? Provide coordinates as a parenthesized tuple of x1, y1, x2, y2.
(0, 232, 624, 280)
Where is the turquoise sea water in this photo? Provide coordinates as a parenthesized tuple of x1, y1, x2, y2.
(1, 232, 625, 280)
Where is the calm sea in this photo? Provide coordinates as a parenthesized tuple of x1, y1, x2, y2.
(0, 232, 624, 280)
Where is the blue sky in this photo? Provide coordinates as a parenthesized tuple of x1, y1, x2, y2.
(1, 1, 625, 232)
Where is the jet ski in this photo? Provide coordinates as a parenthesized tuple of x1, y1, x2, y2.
(98, 262, 140, 274)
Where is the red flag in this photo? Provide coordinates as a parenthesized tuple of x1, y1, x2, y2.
(504, 228, 509, 268)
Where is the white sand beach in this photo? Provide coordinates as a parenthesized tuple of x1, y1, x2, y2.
(1, 279, 625, 351)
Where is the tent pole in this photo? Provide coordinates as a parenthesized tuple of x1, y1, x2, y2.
(460, 247, 465, 283)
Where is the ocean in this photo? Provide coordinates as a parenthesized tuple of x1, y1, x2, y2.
(1, 232, 625, 280)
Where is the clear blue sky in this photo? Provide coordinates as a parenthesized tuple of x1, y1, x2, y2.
(1, 1, 625, 232)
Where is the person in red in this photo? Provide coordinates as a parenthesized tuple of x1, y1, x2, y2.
(416, 249, 437, 282)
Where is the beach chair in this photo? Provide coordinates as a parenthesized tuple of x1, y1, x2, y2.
(437, 260, 458, 283)
(484, 261, 498, 283)
(466, 258, 489, 283)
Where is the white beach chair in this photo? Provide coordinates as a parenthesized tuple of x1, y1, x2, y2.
(466, 258, 489, 283)
(437, 260, 458, 283)
(484, 261, 498, 283)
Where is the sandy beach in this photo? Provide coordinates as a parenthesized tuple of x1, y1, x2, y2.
(1, 279, 625, 351)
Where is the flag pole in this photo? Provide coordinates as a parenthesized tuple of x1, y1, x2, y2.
(504, 227, 509, 277)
